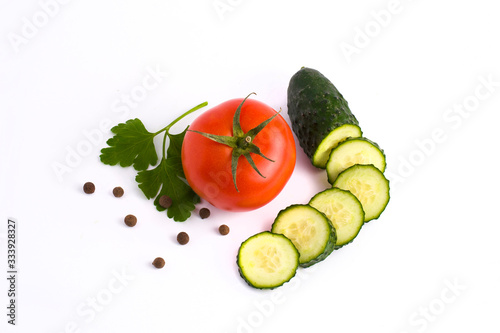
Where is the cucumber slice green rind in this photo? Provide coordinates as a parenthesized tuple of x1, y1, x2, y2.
(333, 164, 390, 222)
(313, 124, 362, 169)
(326, 137, 386, 184)
(287, 67, 361, 169)
(237, 231, 300, 289)
(271, 204, 336, 268)
(309, 188, 365, 249)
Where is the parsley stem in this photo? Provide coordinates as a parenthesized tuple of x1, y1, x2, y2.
(155, 101, 208, 136)
(157, 101, 208, 159)
(162, 130, 168, 159)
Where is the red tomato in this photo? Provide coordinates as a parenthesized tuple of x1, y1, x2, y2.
(181, 97, 296, 211)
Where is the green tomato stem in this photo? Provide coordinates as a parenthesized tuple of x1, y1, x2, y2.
(189, 94, 277, 192)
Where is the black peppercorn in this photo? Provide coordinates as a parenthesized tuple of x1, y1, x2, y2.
(124, 214, 137, 227)
(177, 232, 189, 245)
(199, 208, 211, 219)
(83, 182, 95, 194)
(219, 224, 230, 235)
(113, 187, 124, 197)
(152, 257, 165, 269)
(159, 195, 172, 208)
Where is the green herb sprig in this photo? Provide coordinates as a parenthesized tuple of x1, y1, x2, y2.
(100, 102, 208, 221)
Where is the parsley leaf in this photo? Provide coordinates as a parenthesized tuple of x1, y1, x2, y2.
(100, 119, 158, 171)
(136, 129, 200, 222)
(99, 101, 207, 222)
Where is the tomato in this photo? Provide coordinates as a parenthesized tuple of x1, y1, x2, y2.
(181, 96, 296, 212)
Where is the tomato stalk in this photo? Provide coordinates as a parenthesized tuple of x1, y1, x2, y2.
(189, 93, 279, 192)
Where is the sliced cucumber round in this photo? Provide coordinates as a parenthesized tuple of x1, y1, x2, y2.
(326, 137, 386, 184)
(237, 231, 299, 289)
(313, 124, 362, 169)
(333, 164, 390, 222)
(271, 204, 336, 267)
(309, 188, 365, 248)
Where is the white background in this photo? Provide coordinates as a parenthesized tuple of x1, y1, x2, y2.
(1, 0, 499, 332)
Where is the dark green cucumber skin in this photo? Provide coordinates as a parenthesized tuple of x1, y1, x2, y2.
(287, 67, 359, 163)
(271, 204, 337, 268)
(237, 231, 299, 290)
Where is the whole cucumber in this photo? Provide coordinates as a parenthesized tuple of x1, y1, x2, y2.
(287, 67, 361, 168)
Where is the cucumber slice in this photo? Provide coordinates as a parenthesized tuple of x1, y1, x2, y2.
(313, 124, 362, 169)
(309, 188, 365, 248)
(271, 204, 336, 267)
(326, 137, 386, 184)
(333, 164, 390, 222)
(237, 231, 299, 289)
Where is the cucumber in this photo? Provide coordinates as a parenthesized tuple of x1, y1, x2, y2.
(237, 231, 299, 289)
(271, 204, 336, 267)
(313, 124, 362, 169)
(287, 67, 362, 168)
(326, 137, 386, 184)
(309, 188, 365, 248)
(333, 164, 390, 222)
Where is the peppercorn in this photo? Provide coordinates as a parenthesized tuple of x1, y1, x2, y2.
(219, 224, 230, 235)
(199, 208, 211, 219)
(83, 182, 95, 194)
(152, 257, 165, 269)
(177, 231, 189, 245)
(159, 195, 172, 208)
(124, 214, 137, 227)
(113, 187, 124, 198)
